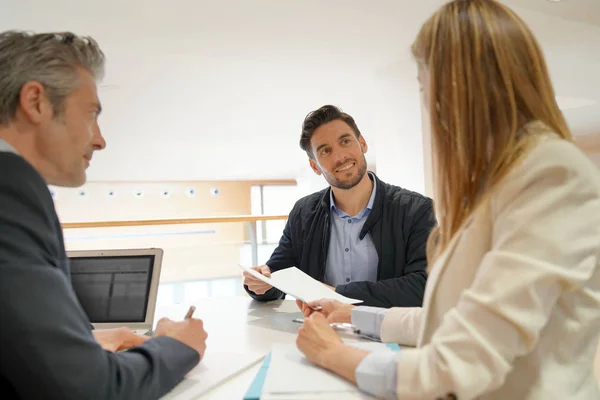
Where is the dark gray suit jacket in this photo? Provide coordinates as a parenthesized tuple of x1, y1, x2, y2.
(0, 151, 199, 399)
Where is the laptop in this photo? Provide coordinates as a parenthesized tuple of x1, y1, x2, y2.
(67, 248, 163, 335)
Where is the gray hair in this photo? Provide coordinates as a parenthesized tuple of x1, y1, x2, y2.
(0, 31, 105, 124)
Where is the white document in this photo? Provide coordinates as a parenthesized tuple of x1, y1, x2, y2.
(160, 351, 265, 400)
(261, 393, 372, 400)
(239, 265, 363, 305)
(262, 342, 396, 395)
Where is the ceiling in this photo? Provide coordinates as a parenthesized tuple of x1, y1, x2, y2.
(1, 0, 599, 182)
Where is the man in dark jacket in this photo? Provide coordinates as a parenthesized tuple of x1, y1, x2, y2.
(243, 105, 436, 308)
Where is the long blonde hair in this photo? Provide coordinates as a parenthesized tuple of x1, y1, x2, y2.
(412, 0, 572, 265)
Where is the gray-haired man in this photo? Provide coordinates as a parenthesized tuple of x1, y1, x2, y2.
(0, 31, 207, 399)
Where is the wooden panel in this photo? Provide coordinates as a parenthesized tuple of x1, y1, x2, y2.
(51, 181, 253, 222)
(53, 181, 264, 282)
(575, 133, 600, 154)
(246, 180, 297, 186)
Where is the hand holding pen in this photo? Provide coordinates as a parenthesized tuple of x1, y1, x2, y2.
(154, 304, 208, 359)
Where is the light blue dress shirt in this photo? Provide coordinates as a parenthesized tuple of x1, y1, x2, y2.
(324, 175, 395, 398)
(0, 138, 17, 154)
(324, 173, 379, 287)
(352, 306, 400, 399)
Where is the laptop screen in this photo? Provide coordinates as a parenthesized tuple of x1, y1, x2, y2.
(69, 255, 155, 323)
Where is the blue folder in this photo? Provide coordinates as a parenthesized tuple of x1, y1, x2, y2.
(243, 343, 400, 400)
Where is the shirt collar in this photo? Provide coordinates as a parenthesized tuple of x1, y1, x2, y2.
(330, 172, 377, 217)
(0, 138, 18, 155)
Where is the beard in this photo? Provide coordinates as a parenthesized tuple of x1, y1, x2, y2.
(323, 155, 368, 190)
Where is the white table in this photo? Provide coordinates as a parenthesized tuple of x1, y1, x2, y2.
(155, 296, 315, 399)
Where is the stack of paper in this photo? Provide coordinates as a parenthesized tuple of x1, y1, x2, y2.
(239, 265, 363, 305)
(161, 351, 265, 400)
(259, 342, 399, 398)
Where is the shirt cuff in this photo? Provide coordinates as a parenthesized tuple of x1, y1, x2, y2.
(355, 350, 400, 400)
(351, 306, 388, 340)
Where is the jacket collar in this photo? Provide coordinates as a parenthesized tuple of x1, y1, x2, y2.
(415, 210, 478, 345)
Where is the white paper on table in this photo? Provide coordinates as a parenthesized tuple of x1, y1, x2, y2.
(239, 265, 363, 305)
(261, 393, 373, 400)
(160, 351, 265, 400)
(262, 342, 396, 395)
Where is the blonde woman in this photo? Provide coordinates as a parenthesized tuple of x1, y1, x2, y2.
(295, 0, 600, 398)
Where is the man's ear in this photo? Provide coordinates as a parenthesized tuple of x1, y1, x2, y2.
(359, 135, 368, 154)
(309, 158, 322, 175)
(18, 81, 52, 125)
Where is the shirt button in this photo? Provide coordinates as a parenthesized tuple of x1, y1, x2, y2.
(345, 248, 349, 252)
(346, 278, 350, 282)
(347, 219, 352, 224)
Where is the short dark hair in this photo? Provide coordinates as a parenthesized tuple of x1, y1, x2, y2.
(299, 105, 362, 159)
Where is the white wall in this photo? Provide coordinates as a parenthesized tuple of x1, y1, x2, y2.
(2, 0, 441, 184)
(372, 61, 426, 194)
(3, 0, 599, 189)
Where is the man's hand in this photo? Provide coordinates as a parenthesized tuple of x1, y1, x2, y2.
(154, 317, 208, 360)
(243, 265, 273, 295)
(92, 327, 150, 352)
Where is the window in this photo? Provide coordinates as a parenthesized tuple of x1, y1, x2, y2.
(251, 184, 298, 243)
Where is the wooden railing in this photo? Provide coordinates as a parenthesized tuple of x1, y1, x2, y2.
(61, 214, 289, 229)
(61, 214, 289, 266)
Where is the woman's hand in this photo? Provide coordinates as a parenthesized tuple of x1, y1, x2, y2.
(296, 312, 369, 385)
(296, 298, 355, 323)
(296, 312, 344, 367)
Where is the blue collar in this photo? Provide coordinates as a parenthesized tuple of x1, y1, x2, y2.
(0, 138, 18, 155)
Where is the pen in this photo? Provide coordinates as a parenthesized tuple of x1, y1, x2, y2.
(292, 318, 362, 335)
(184, 305, 196, 319)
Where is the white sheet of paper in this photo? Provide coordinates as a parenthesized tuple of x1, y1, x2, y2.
(262, 342, 396, 395)
(160, 351, 265, 400)
(261, 392, 372, 400)
(239, 265, 363, 305)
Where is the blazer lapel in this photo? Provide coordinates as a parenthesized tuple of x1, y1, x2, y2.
(417, 215, 476, 344)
